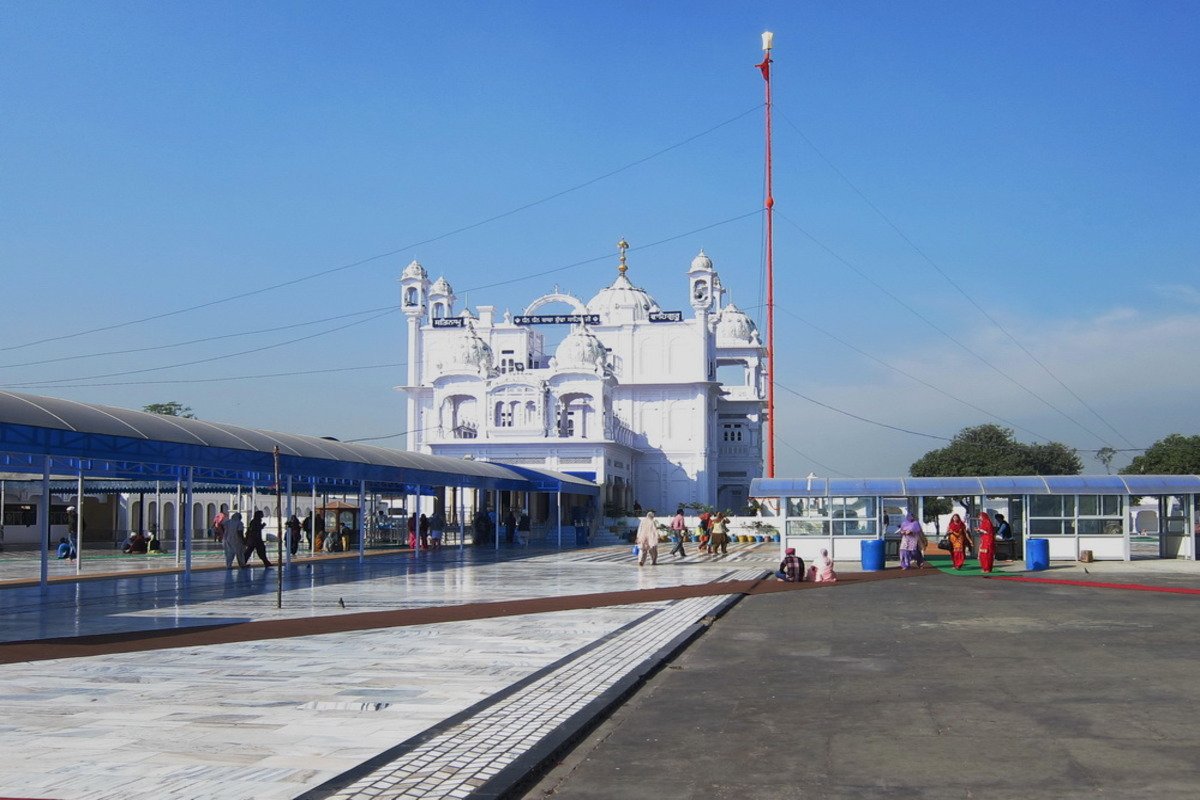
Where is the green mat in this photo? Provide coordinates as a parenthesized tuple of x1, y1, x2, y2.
(923, 553, 994, 576)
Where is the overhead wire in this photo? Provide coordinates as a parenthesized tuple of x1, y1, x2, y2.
(8, 211, 761, 389)
(344, 424, 440, 444)
(458, 209, 763, 294)
(777, 108, 1134, 448)
(775, 380, 951, 441)
(0, 305, 394, 370)
(775, 306, 1055, 442)
(774, 436, 854, 478)
(2, 309, 397, 389)
(1, 362, 407, 390)
(0, 104, 764, 356)
(774, 208, 1114, 447)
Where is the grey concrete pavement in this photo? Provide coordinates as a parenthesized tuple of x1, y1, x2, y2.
(527, 571, 1200, 799)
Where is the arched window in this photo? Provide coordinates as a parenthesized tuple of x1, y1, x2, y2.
(432, 303, 445, 319)
(405, 287, 418, 307)
(495, 401, 513, 428)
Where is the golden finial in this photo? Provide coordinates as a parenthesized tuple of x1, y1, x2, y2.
(617, 238, 629, 274)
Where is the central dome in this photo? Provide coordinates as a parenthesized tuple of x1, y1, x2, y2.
(586, 273, 659, 323)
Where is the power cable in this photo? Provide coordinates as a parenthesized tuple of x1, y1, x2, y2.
(775, 436, 854, 478)
(777, 108, 1135, 449)
(2, 309, 397, 388)
(1, 104, 763, 355)
(6, 211, 761, 389)
(344, 424, 440, 444)
(774, 306, 1054, 442)
(459, 209, 763, 294)
(775, 380, 951, 441)
(0, 305, 394, 370)
(774, 209, 1114, 447)
(1, 362, 407, 390)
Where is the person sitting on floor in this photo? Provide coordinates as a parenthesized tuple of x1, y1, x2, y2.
(56, 537, 74, 560)
(776, 547, 806, 582)
(124, 531, 148, 554)
(809, 548, 837, 583)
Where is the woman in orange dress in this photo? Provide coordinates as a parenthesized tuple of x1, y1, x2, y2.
(946, 513, 973, 570)
(977, 512, 996, 573)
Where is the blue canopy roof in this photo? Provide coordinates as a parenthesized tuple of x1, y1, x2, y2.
(0, 390, 597, 496)
(751, 474, 1200, 498)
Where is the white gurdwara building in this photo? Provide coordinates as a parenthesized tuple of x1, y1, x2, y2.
(398, 244, 766, 513)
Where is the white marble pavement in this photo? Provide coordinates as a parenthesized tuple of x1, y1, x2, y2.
(0, 547, 772, 800)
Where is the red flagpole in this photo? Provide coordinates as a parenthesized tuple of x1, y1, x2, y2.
(759, 32, 776, 478)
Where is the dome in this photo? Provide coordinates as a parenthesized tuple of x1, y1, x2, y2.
(689, 249, 713, 273)
(445, 324, 493, 373)
(554, 325, 608, 372)
(586, 274, 659, 322)
(715, 302, 759, 343)
(430, 276, 453, 296)
(402, 260, 428, 281)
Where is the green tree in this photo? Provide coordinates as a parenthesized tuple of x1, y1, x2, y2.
(142, 401, 196, 419)
(1095, 446, 1117, 474)
(910, 424, 1082, 476)
(922, 497, 953, 523)
(1121, 434, 1200, 475)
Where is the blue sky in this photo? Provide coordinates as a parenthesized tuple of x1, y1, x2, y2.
(1, 1, 1197, 477)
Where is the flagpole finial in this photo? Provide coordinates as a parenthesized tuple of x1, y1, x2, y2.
(617, 238, 629, 274)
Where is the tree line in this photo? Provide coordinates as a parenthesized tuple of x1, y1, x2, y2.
(910, 424, 1200, 476)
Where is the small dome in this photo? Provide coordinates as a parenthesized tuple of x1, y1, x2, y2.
(430, 276, 453, 296)
(445, 324, 493, 373)
(402, 260, 428, 281)
(716, 302, 759, 344)
(554, 325, 607, 372)
(586, 274, 659, 322)
(689, 249, 713, 273)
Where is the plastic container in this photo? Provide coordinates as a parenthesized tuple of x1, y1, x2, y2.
(860, 538, 885, 571)
(1025, 538, 1049, 571)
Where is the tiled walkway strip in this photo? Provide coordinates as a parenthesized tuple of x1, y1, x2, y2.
(319, 568, 764, 799)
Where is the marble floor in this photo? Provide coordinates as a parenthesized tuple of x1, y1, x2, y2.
(0, 545, 775, 800)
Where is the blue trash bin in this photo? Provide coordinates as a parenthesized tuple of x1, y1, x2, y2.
(860, 538, 885, 571)
(1025, 538, 1049, 571)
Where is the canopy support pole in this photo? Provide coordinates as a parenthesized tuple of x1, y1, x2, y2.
(174, 475, 182, 566)
(39, 456, 50, 588)
(285, 475, 293, 565)
(458, 484, 465, 551)
(358, 480, 366, 560)
(74, 468, 84, 575)
(184, 467, 194, 578)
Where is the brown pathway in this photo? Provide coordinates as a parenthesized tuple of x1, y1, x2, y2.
(0, 568, 938, 665)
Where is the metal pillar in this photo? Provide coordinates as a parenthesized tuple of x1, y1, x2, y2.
(184, 467, 194, 577)
(174, 476, 182, 566)
(75, 469, 84, 575)
(39, 456, 50, 587)
(556, 490, 562, 549)
(285, 475, 293, 565)
(358, 480, 366, 560)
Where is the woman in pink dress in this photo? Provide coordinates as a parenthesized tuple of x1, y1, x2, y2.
(810, 548, 838, 583)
